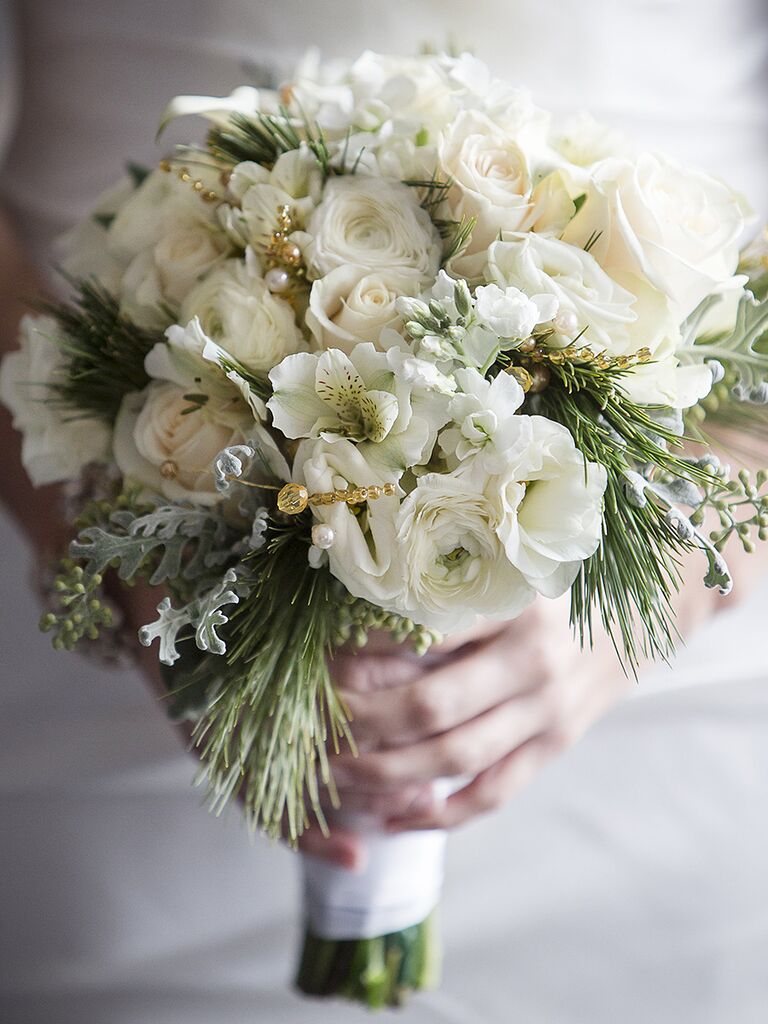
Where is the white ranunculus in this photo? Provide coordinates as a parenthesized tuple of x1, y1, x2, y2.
(487, 234, 638, 353)
(473, 283, 558, 340)
(181, 258, 306, 374)
(395, 470, 536, 633)
(439, 109, 533, 253)
(113, 383, 248, 505)
(479, 417, 607, 599)
(293, 437, 405, 607)
(562, 152, 749, 318)
(267, 342, 450, 477)
(304, 176, 441, 282)
(306, 265, 423, 353)
(0, 315, 111, 486)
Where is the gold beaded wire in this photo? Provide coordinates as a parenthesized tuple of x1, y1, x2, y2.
(159, 159, 219, 203)
(277, 482, 396, 516)
(506, 343, 653, 393)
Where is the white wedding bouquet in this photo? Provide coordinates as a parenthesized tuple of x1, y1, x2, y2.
(3, 48, 768, 1007)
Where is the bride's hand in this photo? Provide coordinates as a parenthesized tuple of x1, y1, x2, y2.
(327, 597, 629, 832)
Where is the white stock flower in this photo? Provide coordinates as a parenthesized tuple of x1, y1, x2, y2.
(439, 368, 526, 472)
(293, 437, 405, 607)
(395, 471, 536, 633)
(562, 152, 749, 318)
(473, 283, 557, 340)
(181, 257, 306, 374)
(113, 383, 249, 506)
(267, 342, 450, 477)
(305, 176, 441, 282)
(439, 109, 533, 253)
(306, 265, 423, 353)
(0, 315, 111, 486)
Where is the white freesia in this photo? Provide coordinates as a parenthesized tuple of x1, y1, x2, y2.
(562, 152, 749, 318)
(181, 257, 306, 374)
(473, 283, 558, 340)
(0, 315, 110, 486)
(293, 437, 405, 606)
(395, 471, 535, 633)
(306, 266, 423, 353)
(267, 343, 450, 477)
(305, 176, 441, 282)
(113, 383, 249, 505)
(439, 109, 533, 253)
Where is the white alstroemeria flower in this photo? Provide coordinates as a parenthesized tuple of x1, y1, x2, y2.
(476, 417, 607, 598)
(306, 265, 424, 353)
(267, 342, 450, 477)
(395, 470, 536, 633)
(293, 437, 405, 608)
(474, 283, 558, 340)
(304, 176, 441, 282)
(0, 315, 111, 486)
(181, 257, 306, 374)
(562, 152, 749, 319)
(439, 368, 526, 472)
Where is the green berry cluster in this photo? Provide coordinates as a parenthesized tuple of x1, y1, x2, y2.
(331, 593, 441, 655)
(39, 559, 115, 651)
(691, 466, 768, 554)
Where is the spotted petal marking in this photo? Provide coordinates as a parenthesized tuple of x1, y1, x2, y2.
(360, 390, 399, 443)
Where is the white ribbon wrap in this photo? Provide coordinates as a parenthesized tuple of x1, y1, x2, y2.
(302, 814, 447, 940)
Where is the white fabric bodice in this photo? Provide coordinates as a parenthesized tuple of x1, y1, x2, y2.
(1, 3, 768, 1022)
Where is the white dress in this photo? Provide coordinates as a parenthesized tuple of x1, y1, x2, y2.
(1, 2, 768, 1022)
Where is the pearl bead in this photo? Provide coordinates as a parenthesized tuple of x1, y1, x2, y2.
(311, 524, 336, 550)
(265, 267, 291, 293)
(554, 307, 580, 338)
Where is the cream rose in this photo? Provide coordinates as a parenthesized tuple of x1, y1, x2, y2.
(0, 315, 111, 486)
(113, 383, 248, 505)
(305, 176, 441, 282)
(305, 265, 423, 352)
(439, 109, 532, 254)
(395, 470, 536, 633)
(181, 259, 306, 374)
(562, 152, 749, 318)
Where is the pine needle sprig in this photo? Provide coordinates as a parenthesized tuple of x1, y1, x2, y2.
(43, 279, 162, 423)
(207, 107, 332, 175)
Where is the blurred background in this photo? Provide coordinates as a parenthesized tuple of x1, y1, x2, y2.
(1, 2, 767, 1022)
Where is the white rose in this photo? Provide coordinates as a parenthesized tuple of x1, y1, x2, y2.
(293, 437, 405, 608)
(473, 283, 558, 340)
(305, 176, 441, 282)
(395, 470, 536, 634)
(439, 109, 533, 253)
(181, 258, 306, 374)
(478, 417, 607, 599)
(113, 383, 248, 505)
(306, 265, 423, 353)
(487, 234, 638, 353)
(0, 315, 110, 486)
(562, 152, 749, 318)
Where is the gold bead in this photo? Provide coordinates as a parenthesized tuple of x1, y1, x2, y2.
(528, 365, 551, 394)
(383, 483, 396, 497)
(280, 241, 302, 265)
(159, 159, 172, 173)
(160, 460, 178, 479)
(277, 483, 309, 515)
(518, 338, 536, 354)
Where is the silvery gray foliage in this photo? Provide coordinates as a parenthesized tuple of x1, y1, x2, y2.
(214, 444, 255, 494)
(71, 505, 230, 585)
(139, 568, 245, 666)
(682, 289, 768, 403)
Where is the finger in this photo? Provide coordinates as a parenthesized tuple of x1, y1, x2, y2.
(296, 826, 369, 872)
(331, 650, 424, 694)
(361, 618, 504, 656)
(319, 781, 438, 818)
(338, 633, 546, 749)
(385, 732, 561, 832)
(332, 692, 552, 789)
